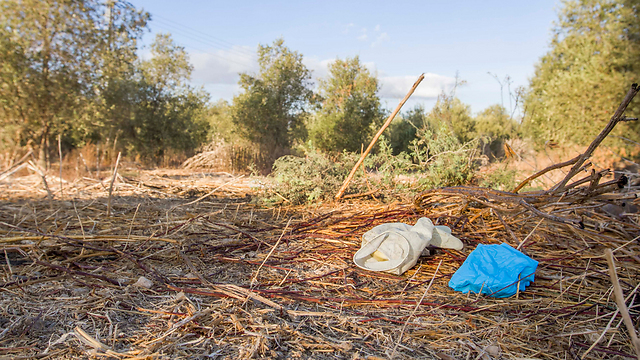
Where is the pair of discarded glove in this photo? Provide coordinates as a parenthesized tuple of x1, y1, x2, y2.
(353, 217, 538, 298)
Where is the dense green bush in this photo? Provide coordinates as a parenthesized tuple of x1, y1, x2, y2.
(266, 120, 484, 205)
(268, 148, 369, 204)
(410, 123, 480, 189)
(523, 0, 640, 146)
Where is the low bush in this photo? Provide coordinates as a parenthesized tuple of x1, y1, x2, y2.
(267, 149, 369, 205)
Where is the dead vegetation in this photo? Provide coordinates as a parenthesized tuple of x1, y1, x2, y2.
(0, 85, 639, 359)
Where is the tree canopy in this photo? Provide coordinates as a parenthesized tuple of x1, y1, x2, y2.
(0, 0, 148, 162)
(121, 33, 210, 161)
(231, 39, 313, 161)
(0, 1, 211, 165)
(308, 56, 383, 153)
(523, 0, 640, 145)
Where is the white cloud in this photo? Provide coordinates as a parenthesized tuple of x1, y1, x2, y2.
(344, 23, 355, 34)
(190, 49, 452, 104)
(380, 73, 456, 100)
(303, 57, 453, 101)
(303, 57, 334, 81)
(371, 32, 390, 47)
(189, 46, 257, 86)
(357, 28, 368, 41)
(374, 24, 380, 32)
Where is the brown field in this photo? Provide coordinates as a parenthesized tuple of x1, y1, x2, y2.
(0, 163, 639, 359)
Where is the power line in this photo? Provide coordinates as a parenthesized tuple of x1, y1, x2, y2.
(152, 13, 255, 56)
(150, 23, 254, 68)
(153, 19, 255, 61)
(155, 24, 255, 61)
(151, 14, 256, 59)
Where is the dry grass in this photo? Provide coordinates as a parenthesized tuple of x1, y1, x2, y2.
(0, 159, 638, 359)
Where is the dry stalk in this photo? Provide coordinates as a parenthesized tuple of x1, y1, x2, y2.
(107, 152, 121, 217)
(604, 249, 640, 359)
(58, 134, 63, 199)
(1, 86, 640, 358)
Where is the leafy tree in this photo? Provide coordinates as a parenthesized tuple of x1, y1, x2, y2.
(0, 0, 148, 164)
(97, 1, 149, 146)
(523, 0, 640, 145)
(427, 92, 476, 143)
(308, 56, 384, 152)
(231, 39, 313, 163)
(139, 34, 192, 92)
(120, 33, 210, 162)
(206, 100, 235, 142)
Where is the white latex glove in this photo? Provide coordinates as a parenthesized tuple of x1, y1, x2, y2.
(353, 218, 463, 275)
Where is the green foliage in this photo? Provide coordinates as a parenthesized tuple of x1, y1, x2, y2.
(411, 123, 479, 189)
(308, 56, 384, 153)
(139, 34, 193, 92)
(427, 93, 476, 144)
(231, 39, 313, 164)
(0, 0, 149, 162)
(268, 149, 367, 205)
(479, 166, 517, 191)
(523, 0, 640, 146)
(119, 33, 210, 162)
(475, 104, 519, 158)
(266, 93, 485, 204)
(0, 2, 210, 165)
(387, 105, 426, 155)
(206, 100, 236, 143)
(123, 86, 210, 161)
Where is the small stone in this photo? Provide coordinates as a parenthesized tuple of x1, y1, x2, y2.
(485, 345, 501, 357)
(133, 276, 153, 289)
(174, 291, 188, 302)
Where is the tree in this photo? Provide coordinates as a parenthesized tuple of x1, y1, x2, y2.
(523, 0, 640, 145)
(120, 33, 210, 162)
(231, 39, 313, 163)
(427, 92, 475, 143)
(206, 100, 235, 142)
(308, 56, 384, 152)
(0, 0, 148, 164)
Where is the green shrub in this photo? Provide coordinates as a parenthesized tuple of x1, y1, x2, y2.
(410, 123, 480, 189)
(267, 148, 368, 205)
(479, 165, 517, 191)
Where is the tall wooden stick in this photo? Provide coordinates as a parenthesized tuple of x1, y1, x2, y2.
(605, 248, 640, 360)
(335, 73, 425, 200)
(107, 152, 121, 217)
(58, 134, 63, 199)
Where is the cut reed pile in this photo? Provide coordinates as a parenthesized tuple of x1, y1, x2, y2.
(0, 85, 638, 359)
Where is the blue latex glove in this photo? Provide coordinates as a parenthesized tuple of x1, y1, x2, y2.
(449, 243, 538, 298)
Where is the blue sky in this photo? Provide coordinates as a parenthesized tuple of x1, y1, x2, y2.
(130, 0, 560, 116)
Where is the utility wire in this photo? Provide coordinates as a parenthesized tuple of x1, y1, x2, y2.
(153, 19, 255, 61)
(151, 14, 255, 58)
(151, 23, 254, 68)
